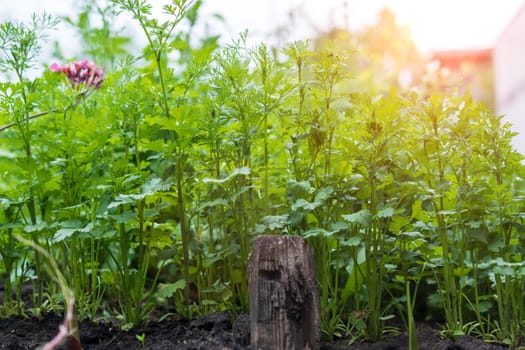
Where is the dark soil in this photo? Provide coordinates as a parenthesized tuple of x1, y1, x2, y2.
(0, 311, 510, 350)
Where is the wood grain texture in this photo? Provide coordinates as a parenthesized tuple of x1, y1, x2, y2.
(248, 235, 320, 350)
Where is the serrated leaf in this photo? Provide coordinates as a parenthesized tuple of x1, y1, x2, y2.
(79, 222, 94, 233)
(303, 228, 330, 238)
(342, 209, 372, 227)
(330, 221, 349, 232)
(292, 198, 318, 211)
(24, 222, 47, 233)
(53, 228, 77, 242)
(143, 176, 172, 194)
(109, 210, 136, 223)
(157, 280, 186, 298)
(341, 236, 361, 247)
(376, 207, 394, 218)
(411, 200, 430, 221)
(259, 214, 289, 231)
(314, 186, 333, 203)
(286, 179, 312, 197)
(389, 216, 411, 233)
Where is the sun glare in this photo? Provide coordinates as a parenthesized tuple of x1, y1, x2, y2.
(290, 0, 524, 53)
(391, 1, 519, 52)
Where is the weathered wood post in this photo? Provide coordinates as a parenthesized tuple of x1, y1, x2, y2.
(248, 235, 320, 350)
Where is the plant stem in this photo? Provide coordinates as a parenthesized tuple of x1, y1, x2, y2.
(176, 154, 191, 303)
(406, 281, 418, 350)
(0, 109, 58, 132)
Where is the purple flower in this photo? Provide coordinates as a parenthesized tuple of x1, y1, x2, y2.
(50, 62, 63, 72)
(50, 60, 105, 90)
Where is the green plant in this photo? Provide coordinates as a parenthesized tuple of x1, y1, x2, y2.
(112, 0, 198, 319)
(407, 94, 465, 337)
(0, 13, 59, 308)
(136, 332, 146, 349)
(488, 259, 525, 347)
(2, 2, 525, 346)
(341, 94, 404, 340)
(15, 235, 80, 350)
(62, 0, 130, 67)
(395, 231, 427, 350)
(252, 43, 293, 213)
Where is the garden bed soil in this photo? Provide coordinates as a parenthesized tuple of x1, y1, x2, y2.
(0, 311, 510, 350)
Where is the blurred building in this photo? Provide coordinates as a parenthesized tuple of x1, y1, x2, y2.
(429, 1, 525, 156)
(494, 2, 525, 154)
(430, 48, 494, 108)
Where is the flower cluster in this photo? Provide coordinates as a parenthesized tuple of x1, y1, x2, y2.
(50, 60, 104, 90)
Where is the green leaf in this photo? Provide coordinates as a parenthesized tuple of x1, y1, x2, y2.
(107, 197, 132, 209)
(52, 228, 77, 242)
(303, 228, 330, 238)
(342, 209, 372, 227)
(143, 176, 172, 194)
(314, 186, 333, 203)
(292, 198, 319, 211)
(389, 216, 411, 233)
(376, 207, 394, 218)
(330, 221, 349, 232)
(438, 209, 456, 216)
(200, 299, 217, 306)
(459, 276, 476, 288)
(477, 301, 492, 313)
(200, 198, 229, 210)
(398, 231, 423, 240)
(0, 222, 22, 229)
(286, 180, 312, 198)
(157, 280, 186, 298)
(258, 214, 289, 231)
(109, 210, 136, 224)
(24, 222, 47, 233)
(0, 149, 16, 158)
(204, 254, 222, 268)
(494, 265, 515, 276)
(452, 330, 465, 337)
(341, 236, 362, 247)
(411, 200, 431, 221)
(203, 167, 250, 183)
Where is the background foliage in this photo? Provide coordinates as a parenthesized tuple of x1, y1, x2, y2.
(1, 0, 525, 346)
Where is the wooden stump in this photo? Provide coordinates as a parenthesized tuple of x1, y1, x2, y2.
(248, 235, 320, 350)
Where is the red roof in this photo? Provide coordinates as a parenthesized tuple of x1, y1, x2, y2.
(431, 49, 492, 70)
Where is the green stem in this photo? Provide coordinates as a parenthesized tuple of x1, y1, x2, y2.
(129, 0, 192, 305)
(0, 109, 61, 133)
(406, 281, 418, 350)
(118, 205, 131, 318)
(430, 108, 461, 332)
(156, 53, 171, 120)
(176, 155, 190, 303)
(263, 106, 269, 212)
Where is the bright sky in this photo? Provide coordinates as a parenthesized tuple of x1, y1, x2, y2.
(0, 0, 524, 53)
(199, 0, 525, 52)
